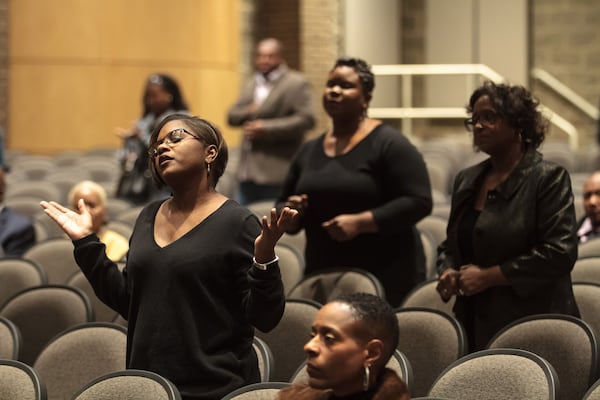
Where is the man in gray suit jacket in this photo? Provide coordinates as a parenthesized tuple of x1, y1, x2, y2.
(227, 38, 315, 205)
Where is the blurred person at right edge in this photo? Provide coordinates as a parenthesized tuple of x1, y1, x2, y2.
(436, 81, 579, 352)
(277, 57, 432, 307)
(577, 170, 600, 243)
(227, 38, 315, 205)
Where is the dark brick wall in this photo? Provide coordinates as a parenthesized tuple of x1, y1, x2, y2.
(253, 0, 300, 70)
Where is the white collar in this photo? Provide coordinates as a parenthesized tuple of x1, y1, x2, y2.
(255, 64, 286, 84)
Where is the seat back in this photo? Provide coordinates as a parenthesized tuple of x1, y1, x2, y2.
(5, 196, 46, 218)
(386, 350, 413, 389)
(104, 220, 133, 242)
(290, 349, 413, 390)
(425, 159, 451, 195)
(5, 180, 62, 201)
(255, 299, 321, 382)
(399, 279, 454, 317)
(487, 313, 598, 400)
(416, 214, 448, 250)
(32, 217, 49, 243)
(573, 282, 600, 339)
(114, 205, 145, 226)
(104, 197, 135, 220)
(33, 322, 127, 400)
(221, 382, 290, 400)
(11, 157, 55, 179)
(395, 307, 467, 397)
(0, 359, 47, 400)
(0, 257, 46, 308)
(287, 268, 385, 304)
(0, 315, 21, 359)
(79, 158, 121, 183)
(66, 270, 120, 322)
(112, 312, 128, 328)
(572, 257, 600, 285)
(278, 230, 306, 258)
(23, 238, 80, 284)
(429, 348, 558, 400)
(578, 242, 600, 259)
(253, 336, 274, 382)
(246, 200, 306, 259)
(246, 200, 277, 218)
(584, 377, 600, 400)
(0, 284, 94, 364)
(71, 369, 181, 400)
(34, 210, 69, 240)
(275, 242, 305, 295)
(419, 230, 438, 280)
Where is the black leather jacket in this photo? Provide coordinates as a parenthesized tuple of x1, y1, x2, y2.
(438, 149, 579, 350)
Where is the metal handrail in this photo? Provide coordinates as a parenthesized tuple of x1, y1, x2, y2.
(372, 63, 505, 81)
(531, 68, 600, 121)
(370, 63, 579, 149)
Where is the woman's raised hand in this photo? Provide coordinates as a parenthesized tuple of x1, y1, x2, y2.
(254, 207, 299, 263)
(39, 199, 94, 241)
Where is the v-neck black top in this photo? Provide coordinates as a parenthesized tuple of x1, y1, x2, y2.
(73, 199, 285, 400)
(277, 124, 432, 305)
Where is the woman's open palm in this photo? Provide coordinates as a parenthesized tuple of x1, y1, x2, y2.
(40, 199, 94, 240)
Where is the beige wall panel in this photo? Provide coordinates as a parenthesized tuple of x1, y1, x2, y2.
(193, 69, 242, 147)
(98, 0, 238, 65)
(9, 0, 241, 154)
(11, 0, 239, 65)
(193, 0, 240, 66)
(9, 65, 105, 152)
(10, 0, 103, 60)
(102, 68, 165, 142)
(97, 63, 243, 149)
(104, 67, 241, 147)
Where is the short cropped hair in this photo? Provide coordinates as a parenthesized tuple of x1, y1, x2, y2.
(333, 292, 398, 368)
(332, 57, 375, 98)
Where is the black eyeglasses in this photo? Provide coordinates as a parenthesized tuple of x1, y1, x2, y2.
(148, 128, 200, 158)
(464, 110, 499, 131)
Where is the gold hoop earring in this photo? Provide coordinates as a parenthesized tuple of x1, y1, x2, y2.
(363, 364, 371, 391)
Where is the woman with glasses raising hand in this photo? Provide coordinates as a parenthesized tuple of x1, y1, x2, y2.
(436, 81, 579, 352)
(41, 114, 299, 400)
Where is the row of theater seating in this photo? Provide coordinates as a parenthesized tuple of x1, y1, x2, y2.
(2, 141, 600, 399)
(5, 139, 595, 193)
(224, 343, 600, 400)
(0, 320, 179, 399)
(3, 299, 600, 400)
(3, 141, 592, 254)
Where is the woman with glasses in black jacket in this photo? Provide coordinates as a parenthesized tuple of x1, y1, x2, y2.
(436, 81, 580, 351)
